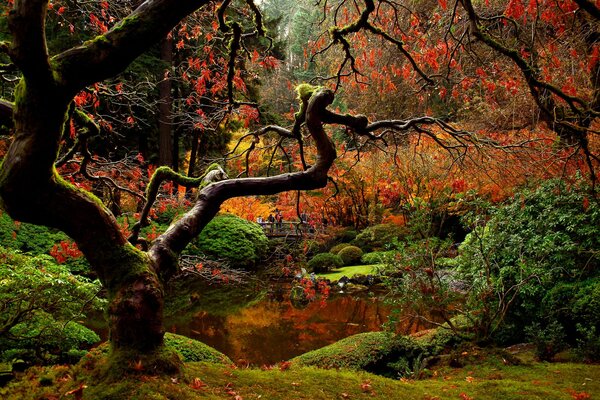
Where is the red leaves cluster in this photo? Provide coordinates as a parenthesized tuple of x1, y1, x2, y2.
(50, 240, 82, 264)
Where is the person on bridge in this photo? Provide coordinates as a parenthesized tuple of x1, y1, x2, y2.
(267, 214, 275, 233)
(275, 210, 283, 232)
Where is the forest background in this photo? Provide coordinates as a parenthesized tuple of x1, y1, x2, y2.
(0, 0, 598, 396)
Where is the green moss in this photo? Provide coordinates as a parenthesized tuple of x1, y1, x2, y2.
(291, 332, 408, 370)
(295, 83, 320, 102)
(4, 350, 600, 399)
(101, 243, 156, 295)
(103, 345, 182, 382)
(109, 15, 140, 35)
(53, 166, 106, 211)
(315, 264, 380, 281)
(292, 329, 466, 378)
(163, 333, 231, 364)
(83, 34, 111, 48)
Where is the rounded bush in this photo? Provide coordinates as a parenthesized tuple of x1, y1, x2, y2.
(329, 243, 351, 255)
(186, 214, 269, 269)
(308, 253, 343, 273)
(351, 224, 407, 252)
(338, 245, 364, 266)
(361, 250, 396, 265)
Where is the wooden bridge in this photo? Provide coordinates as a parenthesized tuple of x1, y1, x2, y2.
(260, 221, 320, 239)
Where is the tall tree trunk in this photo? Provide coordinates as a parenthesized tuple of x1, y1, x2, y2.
(158, 37, 173, 167)
(0, 77, 178, 375)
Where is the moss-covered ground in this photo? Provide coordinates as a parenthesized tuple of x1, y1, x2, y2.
(2, 346, 599, 399)
(316, 264, 381, 281)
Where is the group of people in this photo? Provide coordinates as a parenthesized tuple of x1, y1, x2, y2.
(256, 209, 315, 233)
(256, 209, 284, 232)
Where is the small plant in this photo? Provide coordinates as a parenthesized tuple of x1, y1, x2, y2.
(338, 245, 364, 266)
(308, 253, 343, 273)
(525, 322, 567, 361)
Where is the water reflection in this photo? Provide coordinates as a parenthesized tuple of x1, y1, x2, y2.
(166, 285, 391, 366)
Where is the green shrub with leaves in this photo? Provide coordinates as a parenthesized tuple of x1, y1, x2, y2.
(383, 236, 459, 332)
(307, 252, 343, 273)
(337, 245, 364, 266)
(185, 214, 268, 269)
(351, 224, 407, 252)
(329, 243, 351, 255)
(457, 178, 600, 343)
(0, 212, 92, 275)
(0, 247, 105, 365)
(361, 250, 396, 265)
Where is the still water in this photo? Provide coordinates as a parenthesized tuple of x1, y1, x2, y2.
(163, 282, 392, 366)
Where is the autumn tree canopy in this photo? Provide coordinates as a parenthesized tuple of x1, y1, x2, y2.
(0, 0, 597, 375)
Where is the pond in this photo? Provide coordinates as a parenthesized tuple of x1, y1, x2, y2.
(162, 280, 428, 366)
(89, 278, 433, 366)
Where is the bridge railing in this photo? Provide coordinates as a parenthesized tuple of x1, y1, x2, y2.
(259, 220, 321, 237)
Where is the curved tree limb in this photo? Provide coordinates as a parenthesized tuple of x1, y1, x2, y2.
(149, 88, 337, 280)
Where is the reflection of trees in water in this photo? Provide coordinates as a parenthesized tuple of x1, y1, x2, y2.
(166, 288, 431, 366)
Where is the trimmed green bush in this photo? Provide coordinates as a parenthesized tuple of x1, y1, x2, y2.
(351, 224, 407, 252)
(337, 245, 363, 266)
(361, 250, 396, 264)
(164, 333, 231, 364)
(186, 214, 269, 269)
(307, 252, 343, 273)
(329, 243, 351, 255)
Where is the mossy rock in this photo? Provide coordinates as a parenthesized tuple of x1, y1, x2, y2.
(292, 328, 466, 378)
(88, 333, 231, 365)
(292, 332, 425, 376)
(164, 333, 231, 364)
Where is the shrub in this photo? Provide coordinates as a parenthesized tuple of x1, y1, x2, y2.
(186, 214, 269, 269)
(329, 243, 351, 255)
(351, 224, 407, 252)
(0, 212, 92, 275)
(307, 253, 343, 273)
(361, 250, 396, 265)
(338, 245, 363, 266)
(525, 322, 567, 361)
(335, 228, 358, 243)
(457, 178, 600, 342)
(0, 247, 105, 365)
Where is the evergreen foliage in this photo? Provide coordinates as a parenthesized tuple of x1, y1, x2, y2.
(186, 214, 269, 269)
(351, 224, 407, 252)
(307, 252, 343, 273)
(0, 247, 104, 365)
(337, 245, 363, 266)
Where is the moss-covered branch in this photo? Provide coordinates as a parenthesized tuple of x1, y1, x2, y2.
(149, 88, 337, 279)
(128, 164, 226, 246)
(53, 0, 211, 94)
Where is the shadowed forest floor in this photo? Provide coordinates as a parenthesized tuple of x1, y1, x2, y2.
(2, 346, 599, 399)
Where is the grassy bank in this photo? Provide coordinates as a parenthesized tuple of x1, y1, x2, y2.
(315, 264, 381, 281)
(2, 347, 599, 399)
